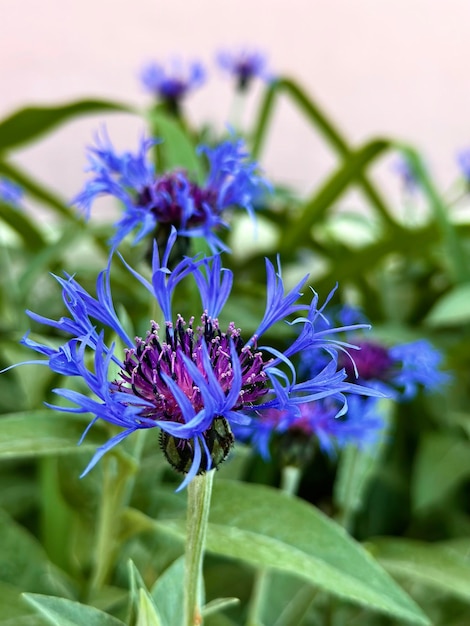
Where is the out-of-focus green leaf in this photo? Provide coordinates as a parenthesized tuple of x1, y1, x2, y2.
(424, 283, 470, 326)
(0, 509, 74, 597)
(279, 138, 394, 254)
(0, 202, 47, 251)
(147, 111, 203, 182)
(0, 411, 108, 459)
(0, 99, 132, 153)
(369, 538, 470, 602)
(397, 144, 470, 284)
(412, 433, 470, 511)
(154, 480, 430, 625)
(251, 77, 398, 226)
(23, 594, 126, 626)
(0, 161, 71, 217)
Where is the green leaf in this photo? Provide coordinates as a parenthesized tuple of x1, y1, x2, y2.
(369, 538, 470, 602)
(0, 410, 108, 460)
(0, 509, 74, 597)
(22, 594, 126, 626)
(156, 480, 430, 624)
(397, 144, 470, 284)
(0, 99, 132, 153)
(251, 78, 398, 226)
(136, 589, 163, 626)
(424, 283, 470, 326)
(147, 111, 203, 182)
(202, 597, 240, 618)
(0, 161, 70, 217)
(0, 202, 47, 252)
(412, 433, 470, 511)
(150, 557, 185, 626)
(334, 403, 391, 530)
(279, 138, 393, 254)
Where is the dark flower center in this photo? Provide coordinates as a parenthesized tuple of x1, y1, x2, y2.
(138, 172, 217, 228)
(342, 341, 393, 381)
(112, 314, 270, 473)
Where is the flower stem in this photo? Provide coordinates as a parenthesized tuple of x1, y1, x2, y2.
(280, 465, 302, 497)
(184, 469, 215, 626)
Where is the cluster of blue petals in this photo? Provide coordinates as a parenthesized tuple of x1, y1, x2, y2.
(239, 304, 449, 462)
(73, 130, 268, 253)
(0, 177, 23, 208)
(216, 48, 272, 88)
(16, 230, 382, 489)
(140, 58, 206, 102)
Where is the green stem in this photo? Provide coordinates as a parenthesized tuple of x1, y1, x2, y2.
(280, 465, 302, 497)
(184, 469, 215, 626)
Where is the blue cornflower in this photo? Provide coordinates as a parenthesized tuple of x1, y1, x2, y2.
(234, 394, 384, 466)
(140, 58, 205, 112)
(392, 156, 418, 193)
(338, 338, 449, 401)
(457, 148, 470, 183)
(73, 130, 268, 253)
(216, 47, 273, 90)
(13, 231, 381, 489)
(0, 177, 23, 208)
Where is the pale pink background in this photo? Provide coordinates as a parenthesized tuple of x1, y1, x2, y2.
(1, 0, 470, 210)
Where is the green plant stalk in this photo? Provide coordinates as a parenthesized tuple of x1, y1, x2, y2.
(246, 466, 302, 626)
(398, 144, 470, 284)
(280, 465, 302, 497)
(87, 443, 142, 599)
(184, 469, 215, 626)
(251, 78, 398, 228)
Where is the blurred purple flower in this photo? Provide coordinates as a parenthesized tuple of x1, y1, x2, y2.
(217, 47, 273, 90)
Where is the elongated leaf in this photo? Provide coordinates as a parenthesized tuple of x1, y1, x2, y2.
(251, 78, 398, 226)
(0, 410, 107, 459)
(0, 161, 71, 217)
(369, 538, 470, 602)
(150, 557, 185, 626)
(136, 590, 163, 626)
(23, 594, 126, 626)
(0, 509, 74, 597)
(397, 144, 470, 284)
(154, 481, 429, 624)
(0, 202, 47, 251)
(147, 111, 203, 182)
(424, 283, 470, 326)
(412, 433, 470, 511)
(279, 139, 393, 254)
(0, 100, 132, 153)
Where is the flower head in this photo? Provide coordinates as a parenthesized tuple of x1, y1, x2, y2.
(15, 233, 381, 489)
(216, 47, 273, 90)
(73, 130, 268, 253)
(338, 338, 449, 400)
(457, 148, 470, 183)
(235, 395, 384, 467)
(392, 156, 418, 193)
(0, 177, 23, 208)
(140, 58, 205, 112)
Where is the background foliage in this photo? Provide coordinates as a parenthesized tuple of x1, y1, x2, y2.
(1, 63, 469, 626)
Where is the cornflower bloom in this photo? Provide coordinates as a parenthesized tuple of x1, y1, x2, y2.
(457, 148, 470, 184)
(392, 156, 418, 194)
(0, 177, 23, 208)
(140, 58, 205, 113)
(13, 231, 381, 489)
(301, 305, 448, 401)
(234, 395, 384, 468)
(216, 48, 272, 91)
(339, 338, 449, 400)
(73, 130, 268, 253)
